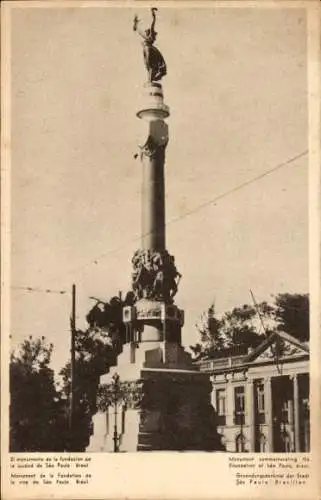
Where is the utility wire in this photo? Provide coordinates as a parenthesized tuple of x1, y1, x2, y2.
(11, 286, 67, 294)
(11, 330, 72, 336)
(167, 150, 308, 224)
(250, 289, 268, 336)
(11, 285, 308, 312)
(250, 289, 282, 374)
(26, 149, 309, 286)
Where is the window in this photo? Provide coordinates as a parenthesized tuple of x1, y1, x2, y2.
(216, 389, 226, 426)
(302, 398, 310, 452)
(235, 433, 246, 452)
(302, 398, 309, 420)
(216, 389, 226, 415)
(234, 386, 245, 425)
(257, 383, 265, 412)
(257, 382, 265, 424)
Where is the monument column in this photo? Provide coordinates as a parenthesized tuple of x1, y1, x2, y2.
(126, 8, 183, 347)
(88, 8, 224, 453)
(139, 89, 168, 251)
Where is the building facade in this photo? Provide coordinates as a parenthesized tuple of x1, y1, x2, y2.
(198, 331, 309, 452)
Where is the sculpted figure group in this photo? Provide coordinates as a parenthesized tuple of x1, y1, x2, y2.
(132, 249, 181, 304)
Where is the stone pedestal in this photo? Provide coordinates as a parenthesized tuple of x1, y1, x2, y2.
(87, 340, 223, 452)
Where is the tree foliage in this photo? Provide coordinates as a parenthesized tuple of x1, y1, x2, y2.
(59, 328, 115, 451)
(273, 293, 309, 342)
(191, 293, 309, 360)
(10, 292, 134, 452)
(10, 336, 67, 452)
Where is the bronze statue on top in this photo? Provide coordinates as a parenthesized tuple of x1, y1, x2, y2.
(133, 8, 167, 83)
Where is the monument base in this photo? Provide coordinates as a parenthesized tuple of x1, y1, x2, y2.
(87, 342, 224, 452)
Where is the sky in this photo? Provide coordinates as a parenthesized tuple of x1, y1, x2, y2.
(10, 5, 308, 372)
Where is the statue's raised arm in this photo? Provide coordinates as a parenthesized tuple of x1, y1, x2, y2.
(133, 8, 167, 83)
(150, 7, 157, 36)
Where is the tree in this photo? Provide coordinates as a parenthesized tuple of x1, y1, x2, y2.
(59, 292, 135, 451)
(274, 293, 309, 342)
(10, 291, 137, 452)
(191, 304, 225, 358)
(10, 336, 67, 452)
(59, 328, 115, 451)
(219, 301, 275, 349)
(192, 302, 270, 359)
(191, 293, 309, 360)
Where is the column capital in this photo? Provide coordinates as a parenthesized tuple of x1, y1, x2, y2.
(137, 82, 170, 120)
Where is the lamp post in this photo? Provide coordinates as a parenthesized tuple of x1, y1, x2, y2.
(111, 373, 121, 453)
(97, 373, 144, 453)
(69, 284, 76, 451)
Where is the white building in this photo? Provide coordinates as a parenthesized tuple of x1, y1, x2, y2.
(198, 331, 309, 452)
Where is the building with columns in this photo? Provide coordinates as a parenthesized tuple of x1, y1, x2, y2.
(198, 330, 309, 452)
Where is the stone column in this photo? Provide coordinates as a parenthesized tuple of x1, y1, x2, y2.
(140, 116, 168, 251)
(129, 83, 185, 346)
(210, 376, 216, 408)
(222, 377, 233, 451)
(226, 378, 234, 427)
(265, 377, 273, 452)
(293, 374, 300, 452)
(137, 83, 169, 252)
(246, 379, 256, 452)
